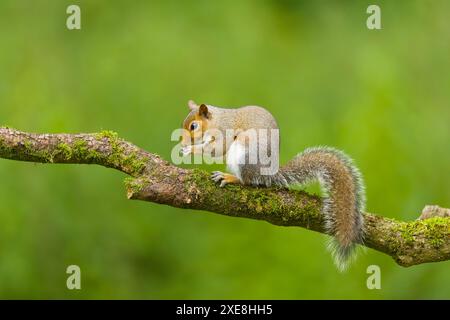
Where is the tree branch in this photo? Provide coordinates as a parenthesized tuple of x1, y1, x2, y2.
(0, 127, 449, 267)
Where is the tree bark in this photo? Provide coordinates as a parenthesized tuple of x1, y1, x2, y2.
(0, 127, 449, 267)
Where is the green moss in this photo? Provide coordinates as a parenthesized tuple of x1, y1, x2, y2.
(0, 137, 59, 163)
(396, 223, 415, 245)
(94, 131, 145, 175)
(121, 151, 146, 175)
(95, 130, 119, 140)
(187, 169, 218, 194)
(244, 189, 279, 214)
(73, 139, 88, 154)
(88, 150, 102, 161)
(23, 140, 33, 151)
(394, 217, 450, 248)
(57, 143, 73, 160)
(72, 140, 89, 158)
(101, 132, 122, 161)
(51, 140, 102, 162)
(21, 139, 54, 163)
(124, 176, 148, 194)
(94, 130, 121, 162)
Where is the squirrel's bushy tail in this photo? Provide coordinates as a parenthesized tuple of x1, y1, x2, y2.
(275, 146, 365, 271)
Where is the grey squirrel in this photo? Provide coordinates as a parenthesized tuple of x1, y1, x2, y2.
(180, 100, 365, 270)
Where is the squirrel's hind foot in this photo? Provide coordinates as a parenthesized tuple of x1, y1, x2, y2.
(211, 171, 241, 187)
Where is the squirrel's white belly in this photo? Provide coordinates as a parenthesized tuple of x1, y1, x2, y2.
(226, 141, 245, 182)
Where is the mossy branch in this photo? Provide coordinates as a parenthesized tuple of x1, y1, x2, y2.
(0, 127, 449, 267)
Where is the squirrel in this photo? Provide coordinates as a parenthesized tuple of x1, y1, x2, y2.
(180, 100, 366, 270)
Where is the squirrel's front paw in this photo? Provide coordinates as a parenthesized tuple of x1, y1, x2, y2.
(211, 171, 240, 187)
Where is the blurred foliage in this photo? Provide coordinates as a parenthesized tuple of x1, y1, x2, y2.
(0, 0, 449, 299)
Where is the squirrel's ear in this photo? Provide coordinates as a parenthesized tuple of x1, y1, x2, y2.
(188, 100, 198, 111)
(198, 104, 210, 119)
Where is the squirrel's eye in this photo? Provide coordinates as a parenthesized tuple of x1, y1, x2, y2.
(190, 122, 199, 131)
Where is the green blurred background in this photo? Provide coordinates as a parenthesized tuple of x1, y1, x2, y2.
(0, 0, 449, 299)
